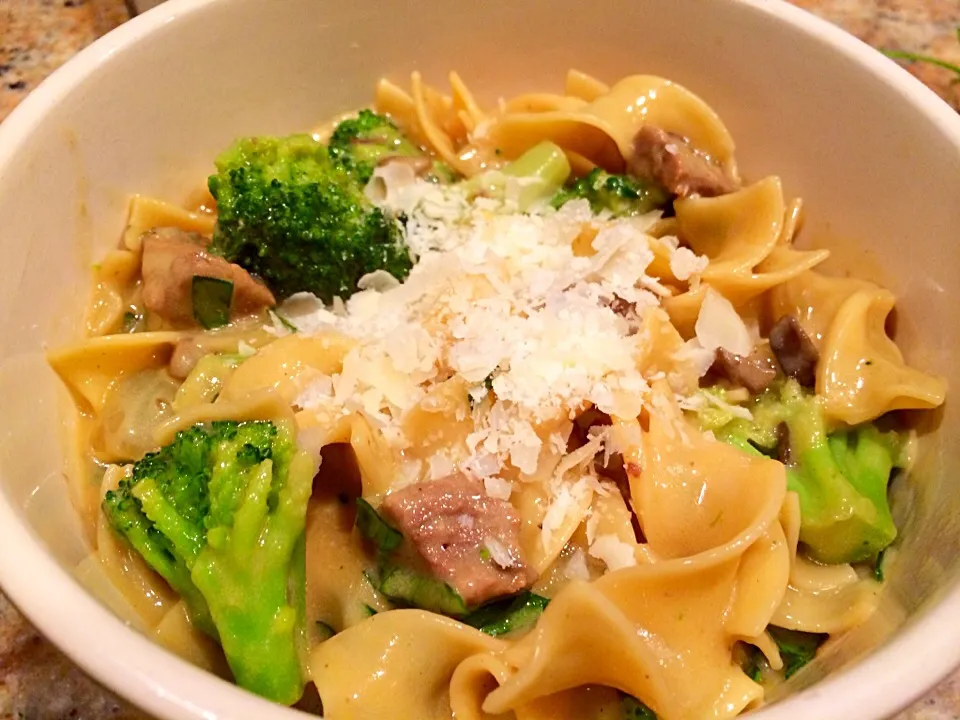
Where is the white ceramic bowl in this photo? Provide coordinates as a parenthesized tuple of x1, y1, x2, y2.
(1, 0, 958, 718)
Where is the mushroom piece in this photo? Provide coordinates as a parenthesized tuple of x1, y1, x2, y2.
(769, 314, 820, 389)
(712, 347, 778, 394)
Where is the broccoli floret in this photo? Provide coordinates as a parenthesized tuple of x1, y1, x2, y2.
(102, 419, 314, 704)
(208, 134, 411, 302)
(551, 168, 669, 216)
(699, 380, 901, 564)
(328, 109, 455, 184)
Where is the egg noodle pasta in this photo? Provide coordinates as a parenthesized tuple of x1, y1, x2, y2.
(49, 68, 947, 718)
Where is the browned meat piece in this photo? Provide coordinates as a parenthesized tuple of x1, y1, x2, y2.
(379, 474, 534, 606)
(769, 314, 819, 389)
(713, 348, 778, 394)
(629, 126, 739, 198)
(140, 228, 275, 327)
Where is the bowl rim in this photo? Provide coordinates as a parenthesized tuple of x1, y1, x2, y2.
(0, 0, 958, 718)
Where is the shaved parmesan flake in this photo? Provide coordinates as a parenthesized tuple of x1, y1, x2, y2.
(540, 480, 590, 553)
(669, 246, 709, 281)
(357, 270, 401, 292)
(563, 548, 590, 581)
(428, 452, 456, 480)
(589, 534, 637, 571)
(695, 287, 753, 357)
(585, 511, 601, 546)
(704, 391, 754, 421)
(483, 475, 513, 501)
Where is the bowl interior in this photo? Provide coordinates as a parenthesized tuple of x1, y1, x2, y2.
(0, 0, 958, 718)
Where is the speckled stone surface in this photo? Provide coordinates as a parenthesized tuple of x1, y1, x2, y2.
(0, 1, 959, 719)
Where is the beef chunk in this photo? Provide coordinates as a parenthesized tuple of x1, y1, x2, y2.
(769, 314, 819, 389)
(379, 474, 534, 606)
(629, 126, 739, 198)
(141, 227, 275, 327)
(713, 348, 778, 394)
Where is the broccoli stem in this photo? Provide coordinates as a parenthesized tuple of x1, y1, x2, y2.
(466, 141, 572, 211)
(192, 447, 314, 704)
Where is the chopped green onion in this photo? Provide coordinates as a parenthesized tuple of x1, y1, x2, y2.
(191, 276, 234, 329)
(378, 564, 468, 617)
(874, 548, 887, 582)
(361, 604, 378, 617)
(463, 592, 549, 637)
(355, 498, 403, 553)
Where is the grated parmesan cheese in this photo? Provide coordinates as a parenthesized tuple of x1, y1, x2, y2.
(669, 245, 709, 282)
(589, 534, 638, 571)
(282, 178, 712, 504)
(563, 548, 591, 581)
(483, 475, 513, 501)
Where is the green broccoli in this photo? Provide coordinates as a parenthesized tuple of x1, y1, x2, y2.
(102, 419, 314, 704)
(328, 109, 455, 184)
(208, 134, 411, 302)
(551, 168, 669, 216)
(697, 380, 901, 564)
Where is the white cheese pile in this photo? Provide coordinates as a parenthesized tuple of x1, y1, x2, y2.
(285, 177, 734, 555)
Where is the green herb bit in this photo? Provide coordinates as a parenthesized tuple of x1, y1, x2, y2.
(191, 276, 234, 329)
(621, 694, 658, 719)
(121, 311, 142, 333)
(355, 498, 403, 553)
(739, 643, 765, 683)
(361, 604, 378, 617)
(378, 564, 468, 617)
(768, 626, 827, 679)
(874, 548, 887, 582)
(463, 592, 549, 638)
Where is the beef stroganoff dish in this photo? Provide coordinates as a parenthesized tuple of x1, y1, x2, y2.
(49, 70, 947, 719)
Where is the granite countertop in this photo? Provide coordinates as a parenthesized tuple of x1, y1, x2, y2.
(1, 1, 959, 719)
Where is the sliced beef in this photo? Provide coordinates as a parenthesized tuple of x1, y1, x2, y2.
(140, 227, 275, 327)
(629, 126, 739, 198)
(713, 348, 778, 394)
(769, 314, 819, 389)
(379, 474, 534, 606)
